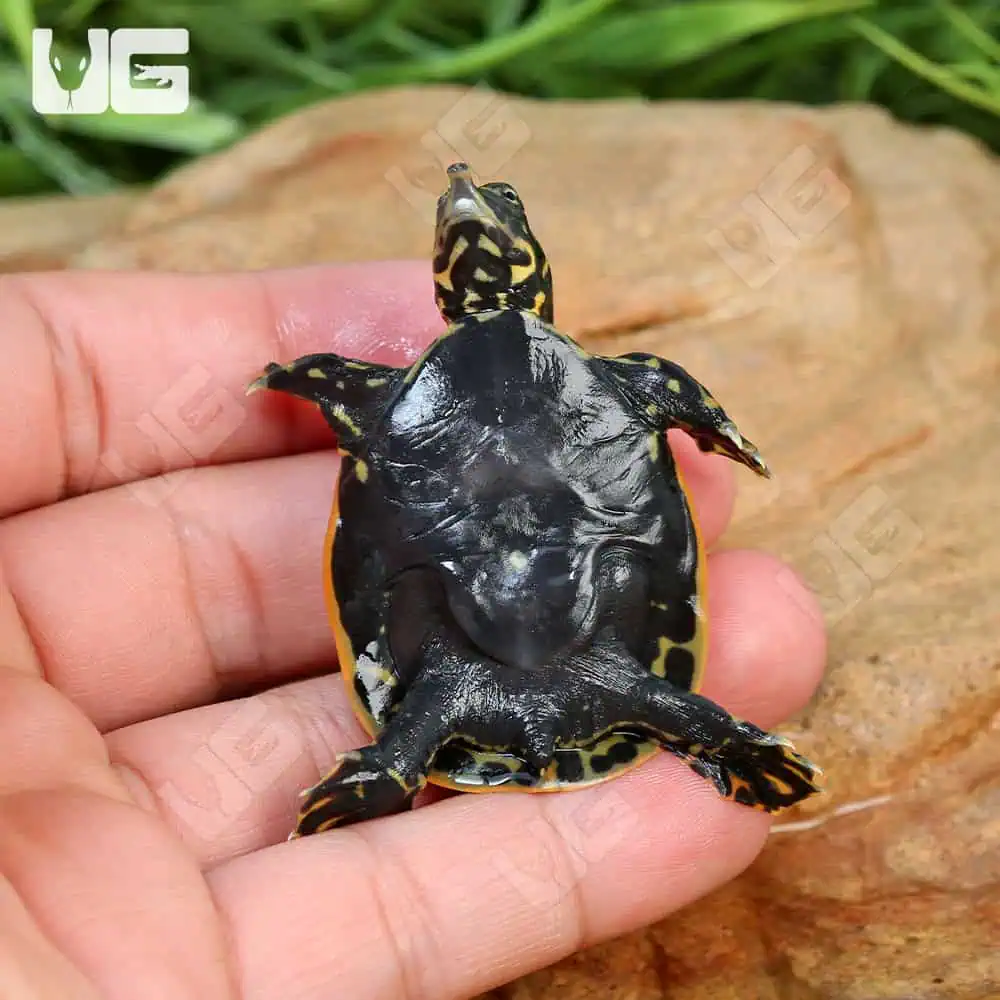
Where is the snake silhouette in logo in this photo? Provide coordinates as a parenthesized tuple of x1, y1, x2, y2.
(47, 37, 92, 111)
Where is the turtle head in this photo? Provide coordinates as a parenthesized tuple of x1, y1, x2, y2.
(432, 162, 552, 325)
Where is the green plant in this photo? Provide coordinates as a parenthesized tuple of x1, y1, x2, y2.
(0, 0, 997, 197)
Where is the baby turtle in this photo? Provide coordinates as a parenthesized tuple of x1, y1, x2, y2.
(248, 162, 823, 837)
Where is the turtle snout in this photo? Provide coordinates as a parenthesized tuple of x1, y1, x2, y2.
(443, 547, 587, 671)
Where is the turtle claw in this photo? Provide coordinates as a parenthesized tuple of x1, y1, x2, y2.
(688, 721, 823, 813)
(699, 421, 771, 479)
(292, 748, 418, 837)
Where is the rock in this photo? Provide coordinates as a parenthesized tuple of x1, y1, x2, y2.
(0, 190, 138, 272)
(71, 87, 1000, 998)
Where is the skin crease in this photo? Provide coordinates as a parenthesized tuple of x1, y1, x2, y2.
(0, 263, 826, 1000)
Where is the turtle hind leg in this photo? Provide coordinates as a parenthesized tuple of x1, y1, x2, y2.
(292, 667, 458, 837)
(579, 645, 822, 813)
(642, 684, 822, 812)
(682, 715, 822, 812)
(291, 629, 523, 836)
(292, 744, 420, 838)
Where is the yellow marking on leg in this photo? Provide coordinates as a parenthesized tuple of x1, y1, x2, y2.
(644, 357, 660, 369)
(366, 377, 388, 388)
(651, 636, 670, 678)
(330, 404, 361, 437)
(533, 290, 547, 314)
(345, 361, 370, 370)
(386, 767, 413, 793)
(307, 367, 327, 379)
(727, 775, 753, 801)
(765, 773, 797, 798)
(667, 378, 681, 393)
(648, 433, 660, 461)
(354, 459, 369, 483)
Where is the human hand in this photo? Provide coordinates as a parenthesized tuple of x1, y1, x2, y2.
(0, 263, 825, 1000)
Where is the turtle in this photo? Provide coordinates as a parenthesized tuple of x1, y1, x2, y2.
(247, 161, 823, 838)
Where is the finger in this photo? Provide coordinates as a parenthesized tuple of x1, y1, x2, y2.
(208, 558, 824, 1000)
(106, 552, 825, 868)
(211, 768, 767, 1000)
(0, 263, 443, 518)
(0, 434, 734, 730)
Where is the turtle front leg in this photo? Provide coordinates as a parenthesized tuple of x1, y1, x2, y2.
(246, 352, 405, 452)
(597, 352, 771, 478)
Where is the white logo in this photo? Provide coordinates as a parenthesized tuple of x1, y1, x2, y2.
(31, 28, 189, 115)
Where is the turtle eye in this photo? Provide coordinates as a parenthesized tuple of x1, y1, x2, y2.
(499, 185, 520, 205)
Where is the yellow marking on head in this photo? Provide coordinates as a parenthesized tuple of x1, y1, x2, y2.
(509, 239, 536, 286)
(648, 432, 660, 461)
(496, 291, 508, 308)
(646, 403, 658, 417)
(533, 290, 547, 313)
(366, 376, 388, 388)
(307, 367, 326, 379)
(702, 392, 720, 410)
(473, 266, 494, 282)
(667, 378, 682, 393)
(465, 290, 482, 306)
(645, 357, 661, 369)
(434, 234, 469, 292)
(477, 233, 502, 256)
(345, 361, 369, 370)
(355, 459, 369, 483)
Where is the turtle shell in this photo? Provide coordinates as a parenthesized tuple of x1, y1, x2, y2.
(327, 308, 707, 792)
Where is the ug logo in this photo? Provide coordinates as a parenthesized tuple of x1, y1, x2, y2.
(31, 28, 190, 115)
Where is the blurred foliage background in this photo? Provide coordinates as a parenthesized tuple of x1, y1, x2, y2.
(0, 0, 997, 198)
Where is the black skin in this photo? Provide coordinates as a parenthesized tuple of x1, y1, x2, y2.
(248, 162, 822, 836)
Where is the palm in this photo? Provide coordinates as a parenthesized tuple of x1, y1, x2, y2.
(0, 264, 825, 1000)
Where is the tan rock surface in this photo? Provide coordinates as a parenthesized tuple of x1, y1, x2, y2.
(0, 189, 138, 272)
(65, 87, 1000, 997)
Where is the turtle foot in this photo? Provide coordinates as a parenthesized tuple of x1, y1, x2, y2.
(290, 747, 418, 838)
(687, 722, 823, 813)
